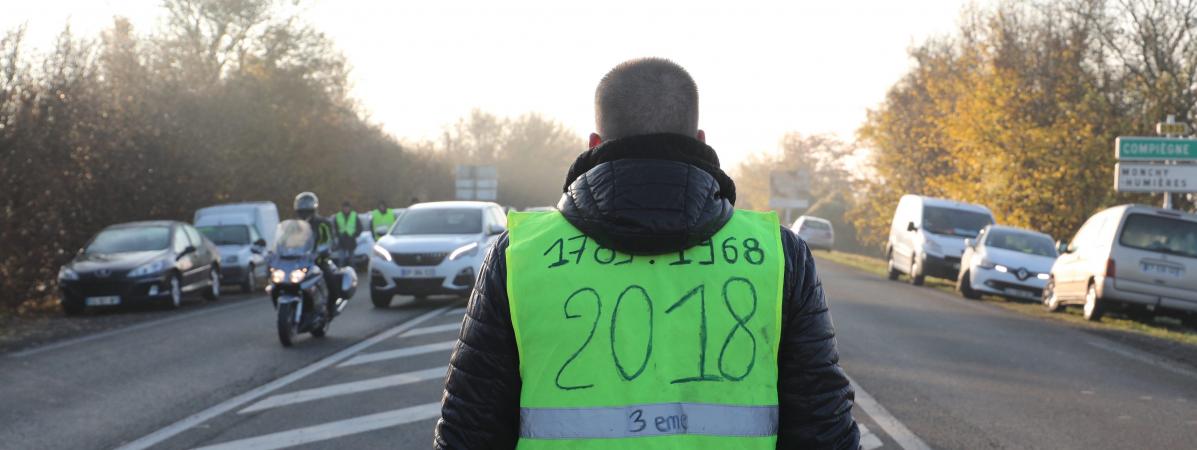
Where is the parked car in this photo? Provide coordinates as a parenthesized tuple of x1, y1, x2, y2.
(886, 195, 996, 285)
(195, 220, 268, 293)
(957, 225, 1057, 301)
(194, 202, 278, 293)
(368, 201, 506, 307)
(58, 221, 221, 315)
(1043, 204, 1197, 324)
(791, 215, 835, 251)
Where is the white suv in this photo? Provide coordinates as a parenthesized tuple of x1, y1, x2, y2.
(1043, 204, 1197, 324)
(368, 201, 506, 307)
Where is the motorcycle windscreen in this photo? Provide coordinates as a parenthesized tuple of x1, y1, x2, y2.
(273, 220, 316, 257)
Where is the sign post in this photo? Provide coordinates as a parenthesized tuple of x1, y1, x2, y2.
(1114, 115, 1196, 209)
(455, 164, 498, 201)
(769, 169, 812, 224)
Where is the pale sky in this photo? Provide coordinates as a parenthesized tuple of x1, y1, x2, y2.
(4, 0, 976, 168)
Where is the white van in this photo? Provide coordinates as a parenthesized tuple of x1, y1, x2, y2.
(194, 202, 280, 293)
(886, 195, 996, 285)
(1043, 204, 1197, 324)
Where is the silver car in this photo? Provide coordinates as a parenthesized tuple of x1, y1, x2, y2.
(1044, 204, 1197, 324)
(791, 215, 835, 251)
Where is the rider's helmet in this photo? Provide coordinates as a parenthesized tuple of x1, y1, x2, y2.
(294, 192, 319, 220)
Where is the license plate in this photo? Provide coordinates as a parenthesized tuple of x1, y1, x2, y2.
(1140, 262, 1183, 278)
(398, 267, 436, 278)
(85, 296, 121, 306)
(1007, 289, 1038, 300)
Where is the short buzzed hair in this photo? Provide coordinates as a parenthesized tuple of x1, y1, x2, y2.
(595, 58, 699, 140)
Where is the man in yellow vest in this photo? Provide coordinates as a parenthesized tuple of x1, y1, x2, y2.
(370, 200, 397, 239)
(333, 200, 361, 256)
(435, 58, 859, 449)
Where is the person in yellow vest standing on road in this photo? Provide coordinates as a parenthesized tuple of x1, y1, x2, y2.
(333, 200, 361, 257)
(435, 58, 859, 449)
(370, 200, 397, 239)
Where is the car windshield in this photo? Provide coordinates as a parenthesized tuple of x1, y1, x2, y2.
(923, 206, 993, 238)
(985, 229, 1057, 257)
(85, 226, 170, 254)
(197, 225, 251, 245)
(272, 220, 314, 257)
(803, 220, 831, 231)
(1119, 214, 1197, 259)
(391, 208, 483, 235)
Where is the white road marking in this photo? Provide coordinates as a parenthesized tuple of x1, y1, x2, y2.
(195, 402, 441, 450)
(859, 423, 884, 450)
(339, 340, 457, 367)
(400, 322, 460, 337)
(1087, 339, 1197, 379)
(240, 366, 447, 414)
(115, 305, 453, 450)
(9, 300, 257, 358)
(444, 307, 467, 316)
(847, 375, 931, 450)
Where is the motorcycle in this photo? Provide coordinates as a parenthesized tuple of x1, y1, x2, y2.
(267, 220, 358, 347)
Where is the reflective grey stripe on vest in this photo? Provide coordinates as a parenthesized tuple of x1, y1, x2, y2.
(519, 403, 778, 439)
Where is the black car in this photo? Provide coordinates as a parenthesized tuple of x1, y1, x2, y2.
(58, 221, 222, 315)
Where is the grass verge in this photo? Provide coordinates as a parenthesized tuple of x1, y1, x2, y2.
(814, 251, 1197, 348)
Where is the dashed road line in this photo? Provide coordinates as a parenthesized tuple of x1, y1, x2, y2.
(115, 305, 453, 450)
(240, 366, 447, 414)
(339, 340, 457, 367)
(444, 307, 467, 316)
(195, 402, 442, 450)
(847, 375, 930, 450)
(400, 322, 460, 337)
(859, 423, 884, 450)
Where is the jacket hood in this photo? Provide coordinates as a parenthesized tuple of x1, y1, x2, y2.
(557, 133, 736, 255)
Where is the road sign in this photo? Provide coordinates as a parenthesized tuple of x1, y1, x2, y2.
(1156, 121, 1191, 136)
(768, 169, 811, 210)
(454, 164, 498, 201)
(1114, 162, 1197, 192)
(1115, 137, 1197, 160)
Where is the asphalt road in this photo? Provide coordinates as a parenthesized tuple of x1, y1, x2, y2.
(4, 259, 1196, 449)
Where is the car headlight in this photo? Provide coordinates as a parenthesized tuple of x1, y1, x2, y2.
(223, 255, 239, 264)
(994, 264, 1009, 273)
(372, 244, 392, 262)
(1037, 273, 1050, 280)
(129, 260, 169, 277)
(448, 242, 480, 261)
(289, 269, 306, 284)
(270, 268, 286, 284)
(58, 267, 79, 281)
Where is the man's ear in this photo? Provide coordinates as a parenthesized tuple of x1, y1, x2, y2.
(589, 133, 603, 149)
(696, 129, 706, 143)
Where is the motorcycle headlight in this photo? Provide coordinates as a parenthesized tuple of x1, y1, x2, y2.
(289, 269, 306, 284)
(373, 244, 392, 262)
(58, 266, 79, 281)
(270, 268, 286, 284)
(129, 259, 169, 277)
(448, 242, 480, 261)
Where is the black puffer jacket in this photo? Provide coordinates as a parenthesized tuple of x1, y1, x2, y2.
(435, 134, 859, 449)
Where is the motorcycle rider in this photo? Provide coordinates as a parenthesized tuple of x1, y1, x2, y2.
(293, 192, 338, 320)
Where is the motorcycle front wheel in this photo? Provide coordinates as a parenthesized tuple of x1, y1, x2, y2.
(277, 302, 297, 347)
